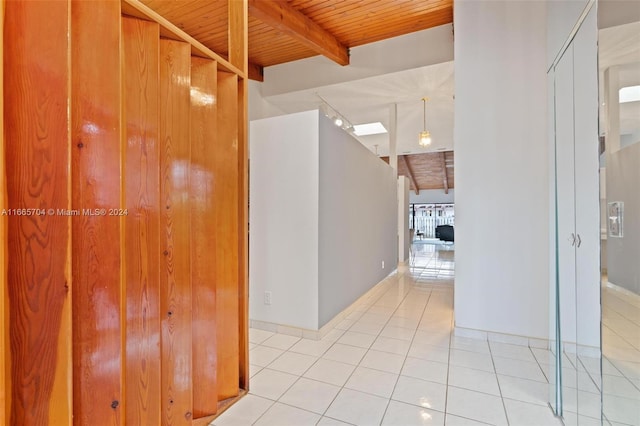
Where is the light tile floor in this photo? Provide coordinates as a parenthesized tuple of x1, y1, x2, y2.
(213, 243, 588, 426)
(601, 281, 640, 426)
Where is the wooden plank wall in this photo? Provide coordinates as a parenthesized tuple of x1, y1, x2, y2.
(228, 0, 250, 392)
(122, 16, 162, 426)
(159, 39, 193, 425)
(0, 0, 7, 424)
(71, 2, 124, 424)
(1, 0, 249, 424)
(190, 57, 219, 419)
(4, 2, 73, 425)
(215, 72, 240, 402)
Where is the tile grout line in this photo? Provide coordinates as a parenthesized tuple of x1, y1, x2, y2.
(488, 340, 511, 426)
(243, 248, 461, 425)
(315, 267, 416, 424)
(380, 276, 435, 424)
(443, 300, 454, 423)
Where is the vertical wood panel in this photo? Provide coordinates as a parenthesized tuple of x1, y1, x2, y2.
(71, 1, 123, 424)
(159, 39, 193, 425)
(216, 72, 240, 401)
(228, 0, 248, 76)
(0, 0, 8, 423)
(122, 16, 162, 426)
(190, 57, 218, 418)
(237, 76, 249, 391)
(4, 1, 72, 424)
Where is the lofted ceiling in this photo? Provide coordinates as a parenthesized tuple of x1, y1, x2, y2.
(137, 0, 456, 190)
(140, 0, 453, 73)
(262, 60, 455, 157)
(382, 152, 454, 193)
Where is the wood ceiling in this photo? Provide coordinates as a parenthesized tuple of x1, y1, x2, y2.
(140, 0, 454, 80)
(133, 1, 455, 190)
(382, 151, 454, 193)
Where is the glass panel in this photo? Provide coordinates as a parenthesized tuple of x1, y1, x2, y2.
(549, 62, 562, 416)
(599, 5, 640, 424)
(574, 6, 602, 424)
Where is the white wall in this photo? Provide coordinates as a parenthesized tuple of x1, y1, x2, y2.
(248, 80, 286, 122)
(249, 110, 320, 330)
(318, 113, 398, 327)
(409, 189, 455, 205)
(454, 0, 549, 339)
(250, 110, 398, 330)
(263, 24, 454, 97)
(398, 177, 410, 262)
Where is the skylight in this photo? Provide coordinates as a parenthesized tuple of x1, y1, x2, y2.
(353, 122, 387, 136)
(619, 85, 640, 103)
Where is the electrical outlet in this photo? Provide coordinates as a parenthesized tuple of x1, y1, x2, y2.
(382, 261, 385, 269)
(264, 291, 272, 305)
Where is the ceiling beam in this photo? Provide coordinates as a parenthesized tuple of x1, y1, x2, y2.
(248, 0, 350, 66)
(440, 152, 449, 194)
(400, 155, 419, 195)
(248, 62, 264, 82)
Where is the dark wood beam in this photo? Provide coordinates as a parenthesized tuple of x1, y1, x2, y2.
(248, 0, 349, 66)
(400, 155, 419, 195)
(440, 152, 449, 194)
(248, 62, 264, 82)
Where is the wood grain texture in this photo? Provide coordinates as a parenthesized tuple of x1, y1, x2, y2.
(159, 39, 193, 425)
(237, 77, 249, 391)
(190, 57, 218, 418)
(4, 1, 72, 424)
(0, 0, 9, 423)
(228, 0, 247, 74)
(71, 1, 123, 424)
(215, 72, 239, 401)
(121, 0, 242, 77)
(122, 16, 162, 426)
(248, 0, 349, 65)
(138, 0, 451, 68)
(382, 151, 454, 192)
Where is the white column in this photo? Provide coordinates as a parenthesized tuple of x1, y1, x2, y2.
(389, 103, 398, 171)
(398, 176, 410, 263)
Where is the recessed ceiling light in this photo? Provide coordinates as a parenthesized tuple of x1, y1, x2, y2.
(619, 85, 640, 103)
(353, 122, 387, 136)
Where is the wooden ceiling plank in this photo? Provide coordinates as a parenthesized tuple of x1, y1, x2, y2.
(122, 0, 244, 77)
(440, 152, 449, 194)
(330, 9, 453, 46)
(400, 155, 420, 195)
(310, 2, 450, 32)
(311, 2, 435, 27)
(248, 0, 349, 66)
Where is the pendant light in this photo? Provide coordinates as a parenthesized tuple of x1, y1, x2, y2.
(418, 97, 432, 147)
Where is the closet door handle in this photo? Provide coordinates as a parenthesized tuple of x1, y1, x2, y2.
(576, 234, 582, 248)
(568, 233, 576, 246)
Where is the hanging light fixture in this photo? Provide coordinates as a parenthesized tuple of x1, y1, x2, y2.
(418, 97, 432, 147)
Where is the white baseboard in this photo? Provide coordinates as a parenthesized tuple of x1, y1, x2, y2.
(454, 326, 549, 349)
(250, 268, 399, 340)
(453, 327, 601, 358)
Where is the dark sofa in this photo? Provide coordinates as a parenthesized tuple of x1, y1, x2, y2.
(435, 225, 454, 242)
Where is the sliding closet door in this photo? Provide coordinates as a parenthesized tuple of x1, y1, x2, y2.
(554, 43, 577, 421)
(572, 6, 601, 421)
(550, 5, 601, 422)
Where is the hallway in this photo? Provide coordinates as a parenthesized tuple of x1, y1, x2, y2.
(213, 245, 575, 426)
